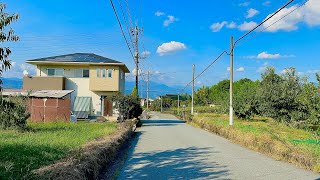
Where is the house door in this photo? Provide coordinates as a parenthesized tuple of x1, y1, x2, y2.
(103, 97, 113, 116)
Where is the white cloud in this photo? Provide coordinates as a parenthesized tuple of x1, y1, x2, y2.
(227, 67, 245, 72)
(263, 1, 271, 6)
(163, 15, 178, 27)
(263, 0, 320, 32)
(238, 21, 258, 31)
(257, 52, 282, 59)
(246, 8, 259, 18)
(141, 51, 150, 59)
(239, 2, 250, 7)
(227, 21, 237, 29)
(156, 41, 186, 56)
(11, 61, 16, 67)
(155, 11, 165, 17)
(245, 52, 294, 59)
(210, 21, 228, 32)
(297, 72, 304, 76)
(197, 81, 202, 85)
(307, 70, 320, 74)
(236, 67, 245, 72)
(2, 62, 36, 78)
(280, 69, 288, 74)
(257, 62, 269, 73)
(132, 68, 142, 76)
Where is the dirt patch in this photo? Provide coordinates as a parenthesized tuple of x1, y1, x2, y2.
(33, 121, 136, 180)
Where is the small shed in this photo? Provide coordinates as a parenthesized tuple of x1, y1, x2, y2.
(29, 90, 74, 122)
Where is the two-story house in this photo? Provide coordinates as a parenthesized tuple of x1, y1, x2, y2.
(23, 53, 130, 119)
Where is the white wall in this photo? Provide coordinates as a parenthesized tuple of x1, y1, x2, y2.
(65, 78, 101, 115)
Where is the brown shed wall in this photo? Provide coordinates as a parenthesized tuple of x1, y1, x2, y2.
(29, 97, 71, 122)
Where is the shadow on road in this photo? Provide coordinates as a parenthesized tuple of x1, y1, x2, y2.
(141, 119, 186, 127)
(119, 132, 230, 179)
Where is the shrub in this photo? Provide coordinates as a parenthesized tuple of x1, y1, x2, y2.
(112, 94, 142, 122)
(0, 96, 30, 130)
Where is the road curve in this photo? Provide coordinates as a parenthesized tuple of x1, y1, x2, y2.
(117, 111, 320, 180)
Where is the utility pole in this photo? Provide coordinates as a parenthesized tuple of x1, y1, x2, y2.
(229, 36, 234, 126)
(160, 96, 163, 113)
(177, 93, 180, 111)
(147, 71, 150, 111)
(133, 26, 139, 98)
(191, 64, 195, 115)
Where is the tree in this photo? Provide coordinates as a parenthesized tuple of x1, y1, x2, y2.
(233, 79, 259, 119)
(0, 3, 19, 90)
(112, 94, 142, 122)
(195, 86, 210, 105)
(131, 86, 138, 98)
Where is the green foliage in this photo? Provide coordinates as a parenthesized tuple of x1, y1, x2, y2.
(195, 86, 210, 105)
(0, 122, 117, 179)
(151, 97, 174, 111)
(191, 67, 320, 130)
(0, 3, 19, 90)
(112, 94, 142, 122)
(131, 86, 138, 98)
(0, 96, 30, 130)
(208, 79, 229, 106)
(233, 79, 259, 119)
(257, 67, 319, 127)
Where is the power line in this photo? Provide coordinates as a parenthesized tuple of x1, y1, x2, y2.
(233, 0, 295, 47)
(236, 0, 309, 47)
(180, 51, 228, 93)
(109, 0, 135, 63)
(117, 0, 135, 48)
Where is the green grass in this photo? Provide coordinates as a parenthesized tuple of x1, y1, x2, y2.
(192, 113, 320, 172)
(0, 121, 117, 179)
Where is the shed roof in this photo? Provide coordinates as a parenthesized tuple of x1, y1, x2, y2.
(2, 89, 29, 96)
(29, 90, 74, 98)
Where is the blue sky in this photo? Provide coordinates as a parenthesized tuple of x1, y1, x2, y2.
(2, 0, 320, 90)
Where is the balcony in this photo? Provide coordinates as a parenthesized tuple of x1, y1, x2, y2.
(23, 76, 65, 91)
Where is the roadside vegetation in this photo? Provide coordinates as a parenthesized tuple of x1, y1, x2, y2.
(0, 93, 142, 179)
(154, 66, 320, 172)
(191, 114, 320, 172)
(0, 121, 118, 179)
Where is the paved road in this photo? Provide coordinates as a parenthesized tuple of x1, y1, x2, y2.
(118, 112, 320, 180)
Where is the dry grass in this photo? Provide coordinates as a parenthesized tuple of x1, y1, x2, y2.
(34, 121, 135, 180)
(191, 114, 320, 173)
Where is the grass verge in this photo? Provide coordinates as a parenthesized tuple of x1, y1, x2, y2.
(191, 113, 320, 173)
(0, 121, 118, 179)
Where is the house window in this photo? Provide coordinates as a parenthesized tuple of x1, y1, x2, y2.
(120, 72, 123, 80)
(47, 68, 64, 76)
(83, 69, 89, 78)
(74, 69, 90, 78)
(108, 69, 112, 78)
(97, 69, 101, 78)
(102, 69, 106, 78)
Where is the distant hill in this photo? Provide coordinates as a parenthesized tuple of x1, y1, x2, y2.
(0, 77, 23, 89)
(125, 81, 194, 99)
(0, 78, 193, 98)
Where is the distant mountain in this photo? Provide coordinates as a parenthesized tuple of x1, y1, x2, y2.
(0, 77, 23, 89)
(125, 81, 194, 99)
(0, 78, 193, 98)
